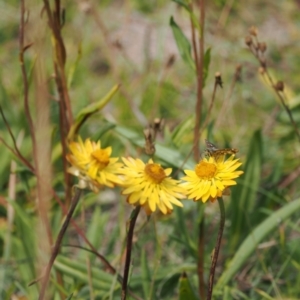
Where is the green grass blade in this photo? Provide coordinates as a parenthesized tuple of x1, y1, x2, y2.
(114, 125, 194, 169)
(215, 197, 300, 291)
(68, 84, 120, 140)
(178, 272, 198, 300)
(229, 130, 263, 249)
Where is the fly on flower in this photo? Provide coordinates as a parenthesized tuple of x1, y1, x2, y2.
(205, 139, 238, 159)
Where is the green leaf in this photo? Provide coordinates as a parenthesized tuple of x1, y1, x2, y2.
(141, 249, 151, 299)
(64, 293, 73, 300)
(203, 47, 211, 87)
(171, 0, 201, 33)
(172, 0, 191, 11)
(54, 255, 117, 292)
(215, 197, 300, 291)
(114, 125, 194, 169)
(67, 43, 82, 88)
(229, 130, 263, 249)
(160, 273, 181, 298)
(170, 16, 195, 71)
(68, 84, 120, 140)
(178, 272, 198, 300)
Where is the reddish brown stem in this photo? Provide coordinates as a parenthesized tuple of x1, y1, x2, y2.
(38, 189, 82, 300)
(207, 198, 225, 300)
(193, 0, 205, 162)
(121, 206, 141, 300)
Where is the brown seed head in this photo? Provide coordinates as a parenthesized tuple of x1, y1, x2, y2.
(215, 72, 223, 88)
(245, 36, 253, 47)
(249, 26, 258, 36)
(258, 42, 267, 53)
(275, 81, 284, 92)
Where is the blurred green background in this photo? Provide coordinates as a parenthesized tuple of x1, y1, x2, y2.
(0, 0, 300, 299)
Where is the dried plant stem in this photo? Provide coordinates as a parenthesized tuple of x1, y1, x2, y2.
(0, 106, 35, 173)
(193, 0, 205, 162)
(200, 75, 220, 136)
(42, 0, 73, 204)
(207, 197, 225, 300)
(121, 206, 141, 300)
(192, 1, 206, 298)
(215, 65, 241, 128)
(38, 189, 82, 300)
(263, 70, 300, 142)
(51, 191, 118, 275)
(248, 39, 300, 142)
(20, 0, 37, 162)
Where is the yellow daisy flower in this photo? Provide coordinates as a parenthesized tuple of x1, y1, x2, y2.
(66, 137, 123, 191)
(119, 157, 185, 215)
(181, 155, 243, 203)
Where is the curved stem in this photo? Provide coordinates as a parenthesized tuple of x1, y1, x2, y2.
(38, 188, 82, 300)
(121, 206, 141, 300)
(207, 197, 225, 300)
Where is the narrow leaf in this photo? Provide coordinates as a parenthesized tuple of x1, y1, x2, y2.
(178, 272, 198, 300)
(172, 0, 191, 11)
(203, 47, 211, 86)
(68, 84, 120, 140)
(170, 16, 195, 71)
(216, 198, 300, 291)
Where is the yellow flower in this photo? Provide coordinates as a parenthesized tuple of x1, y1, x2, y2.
(119, 157, 185, 215)
(181, 155, 243, 203)
(66, 137, 123, 191)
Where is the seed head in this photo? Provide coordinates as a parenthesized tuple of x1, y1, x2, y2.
(258, 42, 267, 53)
(249, 26, 258, 36)
(275, 81, 284, 92)
(245, 36, 253, 47)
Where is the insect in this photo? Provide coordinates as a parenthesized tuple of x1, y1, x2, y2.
(205, 139, 238, 158)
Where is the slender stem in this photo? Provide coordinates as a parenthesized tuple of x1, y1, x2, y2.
(193, 0, 205, 162)
(121, 206, 141, 300)
(248, 40, 300, 142)
(190, 3, 199, 75)
(38, 189, 82, 300)
(0, 106, 35, 173)
(197, 211, 205, 299)
(207, 197, 225, 300)
(199, 75, 220, 137)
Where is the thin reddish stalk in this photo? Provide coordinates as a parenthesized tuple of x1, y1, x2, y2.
(193, 1, 206, 298)
(207, 198, 225, 300)
(0, 106, 35, 173)
(193, 0, 205, 162)
(121, 206, 141, 300)
(38, 189, 82, 300)
(42, 0, 73, 204)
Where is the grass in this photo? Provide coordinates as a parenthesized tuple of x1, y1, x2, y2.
(0, 0, 300, 299)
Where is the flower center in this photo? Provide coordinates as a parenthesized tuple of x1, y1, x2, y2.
(144, 163, 166, 184)
(195, 161, 217, 180)
(91, 149, 110, 169)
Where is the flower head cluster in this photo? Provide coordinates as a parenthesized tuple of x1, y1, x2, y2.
(181, 154, 243, 203)
(67, 137, 243, 213)
(119, 157, 185, 215)
(66, 137, 123, 192)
